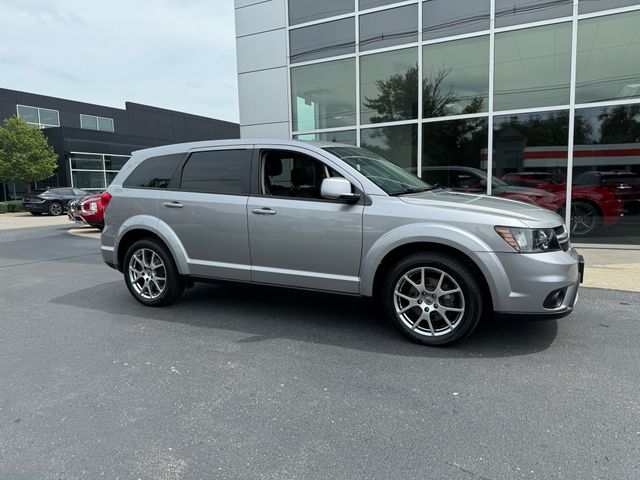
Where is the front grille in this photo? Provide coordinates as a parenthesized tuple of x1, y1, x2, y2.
(554, 225, 570, 251)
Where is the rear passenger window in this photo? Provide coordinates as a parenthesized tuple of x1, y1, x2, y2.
(180, 149, 251, 195)
(123, 154, 182, 189)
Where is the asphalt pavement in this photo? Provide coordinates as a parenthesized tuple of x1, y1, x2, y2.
(1, 222, 639, 479)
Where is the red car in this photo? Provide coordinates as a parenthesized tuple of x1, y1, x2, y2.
(501, 171, 628, 236)
(422, 166, 564, 212)
(68, 193, 106, 230)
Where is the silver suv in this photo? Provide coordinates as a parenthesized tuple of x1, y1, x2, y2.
(101, 139, 583, 346)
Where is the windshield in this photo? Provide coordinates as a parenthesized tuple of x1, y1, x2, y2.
(323, 146, 430, 195)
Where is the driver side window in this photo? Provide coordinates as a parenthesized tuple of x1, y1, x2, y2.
(261, 150, 337, 200)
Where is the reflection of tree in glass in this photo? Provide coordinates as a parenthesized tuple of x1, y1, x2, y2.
(362, 67, 485, 167)
(596, 104, 640, 144)
(363, 66, 483, 123)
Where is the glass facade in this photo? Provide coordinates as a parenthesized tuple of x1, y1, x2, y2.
(359, 4, 418, 51)
(360, 47, 418, 124)
(287, 0, 640, 244)
(423, 36, 490, 116)
(494, 22, 572, 111)
(69, 152, 130, 192)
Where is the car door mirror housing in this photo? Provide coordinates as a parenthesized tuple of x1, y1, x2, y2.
(321, 177, 360, 203)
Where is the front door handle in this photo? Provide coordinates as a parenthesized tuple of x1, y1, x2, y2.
(162, 201, 183, 208)
(251, 207, 276, 215)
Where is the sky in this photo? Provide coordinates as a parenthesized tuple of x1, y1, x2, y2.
(0, 0, 239, 123)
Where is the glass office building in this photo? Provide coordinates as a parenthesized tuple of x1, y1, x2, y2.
(235, 0, 640, 245)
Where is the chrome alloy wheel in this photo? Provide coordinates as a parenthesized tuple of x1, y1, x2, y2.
(49, 202, 63, 216)
(393, 267, 465, 337)
(128, 248, 167, 300)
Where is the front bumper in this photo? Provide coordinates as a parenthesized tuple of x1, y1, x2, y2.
(23, 202, 47, 213)
(479, 248, 583, 319)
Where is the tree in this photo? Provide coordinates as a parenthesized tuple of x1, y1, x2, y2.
(0, 116, 58, 194)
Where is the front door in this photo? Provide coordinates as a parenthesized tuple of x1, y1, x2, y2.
(247, 148, 364, 293)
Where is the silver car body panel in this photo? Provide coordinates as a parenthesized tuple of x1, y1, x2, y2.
(102, 138, 581, 318)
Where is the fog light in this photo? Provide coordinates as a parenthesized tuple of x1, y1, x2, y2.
(543, 288, 567, 309)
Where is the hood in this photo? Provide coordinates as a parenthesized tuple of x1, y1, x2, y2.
(399, 190, 564, 228)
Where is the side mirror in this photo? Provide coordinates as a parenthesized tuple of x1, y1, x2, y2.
(321, 177, 360, 203)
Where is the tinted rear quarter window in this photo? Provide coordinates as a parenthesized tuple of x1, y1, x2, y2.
(180, 149, 252, 195)
(123, 154, 183, 189)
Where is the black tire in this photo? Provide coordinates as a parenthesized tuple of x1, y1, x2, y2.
(570, 200, 601, 237)
(48, 201, 63, 216)
(30, 212, 42, 216)
(123, 238, 184, 307)
(381, 252, 483, 346)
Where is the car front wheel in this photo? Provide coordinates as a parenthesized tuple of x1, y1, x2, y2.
(123, 239, 184, 307)
(382, 252, 483, 346)
(48, 202, 63, 216)
(570, 201, 600, 236)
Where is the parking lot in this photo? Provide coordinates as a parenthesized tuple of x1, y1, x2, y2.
(1, 220, 639, 479)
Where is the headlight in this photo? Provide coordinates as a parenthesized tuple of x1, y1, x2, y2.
(495, 226, 561, 253)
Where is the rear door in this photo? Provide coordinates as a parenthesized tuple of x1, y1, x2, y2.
(160, 146, 253, 281)
(247, 146, 364, 293)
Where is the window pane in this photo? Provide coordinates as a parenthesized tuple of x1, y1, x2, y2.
(17, 105, 39, 124)
(98, 117, 114, 132)
(359, 4, 418, 51)
(105, 171, 117, 186)
(422, 0, 490, 40)
(70, 153, 103, 170)
(495, 0, 572, 28)
(72, 171, 106, 191)
(360, 124, 418, 171)
(123, 154, 182, 189)
(289, 18, 355, 63)
(291, 58, 356, 131)
(39, 108, 59, 126)
(579, 0, 640, 14)
(262, 151, 328, 199)
(493, 110, 569, 219)
(104, 155, 129, 170)
(360, 48, 418, 124)
(576, 11, 640, 104)
(80, 114, 98, 130)
(494, 23, 571, 111)
(422, 118, 488, 192)
(294, 130, 357, 145)
(181, 150, 251, 195)
(289, 0, 354, 25)
(360, 0, 406, 10)
(571, 104, 640, 242)
(423, 36, 489, 118)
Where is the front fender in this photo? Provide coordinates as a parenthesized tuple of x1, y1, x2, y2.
(359, 223, 510, 308)
(115, 215, 191, 275)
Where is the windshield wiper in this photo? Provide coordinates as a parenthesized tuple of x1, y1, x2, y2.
(389, 184, 448, 196)
(388, 187, 431, 196)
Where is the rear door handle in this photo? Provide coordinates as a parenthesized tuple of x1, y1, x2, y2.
(162, 201, 183, 208)
(251, 207, 276, 215)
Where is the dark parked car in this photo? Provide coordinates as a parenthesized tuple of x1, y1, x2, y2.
(22, 188, 88, 216)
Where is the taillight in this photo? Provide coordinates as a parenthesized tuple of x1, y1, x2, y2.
(101, 191, 112, 209)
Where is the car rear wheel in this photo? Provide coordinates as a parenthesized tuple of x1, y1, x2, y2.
(48, 202, 63, 216)
(123, 239, 184, 307)
(382, 252, 483, 346)
(570, 201, 600, 236)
